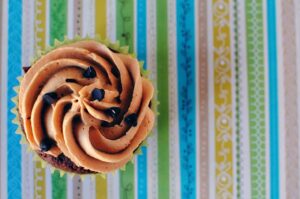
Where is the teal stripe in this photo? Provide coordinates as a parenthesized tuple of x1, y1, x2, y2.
(156, 0, 169, 198)
(7, 0, 22, 198)
(136, 0, 148, 198)
(176, 0, 196, 198)
(116, 1, 135, 199)
(267, 0, 279, 198)
(50, 1, 67, 198)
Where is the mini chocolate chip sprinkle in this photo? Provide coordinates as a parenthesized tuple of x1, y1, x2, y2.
(125, 113, 138, 127)
(22, 66, 31, 73)
(40, 138, 55, 152)
(66, 78, 77, 83)
(104, 107, 121, 118)
(43, 92, 58, 105)
(111, 66, 120, 78)
(91, 88, 105, 101)
(101, 121, 115, 127)
(83, 66, 96, 78)
(148, 101, 152, 108)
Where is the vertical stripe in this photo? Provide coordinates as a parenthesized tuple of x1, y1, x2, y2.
(198, 0, 209, 198)
(280, 0, 300, 197)
(296, 0, 300, 196)
(106, 0, 116, 40)
(233, 0, 251, 198)
(146, 0, 158, 198)
(212, 0, 234, 198)
(95, 0, 106, 38)
(233, 0, 241, 198)
(50, 0, 67, 43)
(245, 0, 267, 198)
(176, 0, 196, 198)
(49, 1, 68, 198)
(0, 0, 8, 198)
(7, 0, 22, 198)
(168, 0, 181, 198)
(95, 1, 108, 196)
(156, 0, 169, 198)
(22, 0, 34, 198)
(96, 176, 107, 199)
(116, 1, 135, 199)
(72, 176, 82, 199)
(267, 0, 279, 198)
(74, 0, 82, 36)
(34, 1, 47, 198)
(107, 173, 120, 199)
(136, 0, 148, 198)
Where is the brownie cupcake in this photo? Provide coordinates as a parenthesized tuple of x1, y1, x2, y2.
(16, 39, 155, 174)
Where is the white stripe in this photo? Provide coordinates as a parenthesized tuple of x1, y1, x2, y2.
(45, 167, 52, 199)
(67, 0, 74, 39)
(0, 0, 8, 198)
(276, 1, 286, 198)
(21, 1, 35, 198)
(89, 0, 95, 37)
(147, 0, 158, 198)
(296, 0, 300, 193)
(90, 176, 96, 199)
(106, 0, 116, 41)
(81, 0, 91, 37)
(207, 0, 215, 198)
(263, 0, 270, 198)
(168, 0, 180, 198)
(67, 175, 73, 199)
(237, 0, 251, 197)
(82, 176, 93, 199)
(230, 0, 237, 198)
(107, 172, 120, 199)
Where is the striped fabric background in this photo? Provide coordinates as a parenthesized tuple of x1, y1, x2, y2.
(0, 0, 299, 199)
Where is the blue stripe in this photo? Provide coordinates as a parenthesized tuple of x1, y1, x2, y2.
(176, 1, 196, 199)
(267, 0, 279, 198)
(7, 0, 22, 198)
(137, 0, 147, 198)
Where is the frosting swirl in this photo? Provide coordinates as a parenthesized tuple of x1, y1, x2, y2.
(19, 40, 155, 172)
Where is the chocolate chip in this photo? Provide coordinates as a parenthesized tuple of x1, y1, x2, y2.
(101, 121, 115, 127)
(111, 66, 120, 78)
(124, 113, 138, 127)
(66, 78, 77, 83)
(43, 92, 58, 105)
(104, 107, 121, 118)
(40, 138, 55, 152)
(91, 88, 105, 101)
(83, 66, 96, 78)
(22, 66, 31, 73)
(115, 96, 121, 103)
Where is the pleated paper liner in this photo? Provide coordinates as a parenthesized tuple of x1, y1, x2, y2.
(11, 36, 158, 180)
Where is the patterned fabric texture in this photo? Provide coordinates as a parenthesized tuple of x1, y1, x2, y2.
(0, 0, 298, 199)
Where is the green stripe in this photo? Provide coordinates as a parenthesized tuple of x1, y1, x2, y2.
(245, 0, 266, 198)
(50, 1, 67, 199)
(50, 0, 67, 45)
(116, 1, 135, 199)
(156, 0, 169, 198)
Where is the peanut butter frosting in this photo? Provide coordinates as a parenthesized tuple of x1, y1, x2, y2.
(18, 40, 155, 173)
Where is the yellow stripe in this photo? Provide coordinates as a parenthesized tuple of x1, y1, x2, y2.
(95, 0, 106, 38)
(96, 175, 107, 199)
(34, 1, 46, 198)
(212, 0, 234, 198)
(95, 1, 107, 198)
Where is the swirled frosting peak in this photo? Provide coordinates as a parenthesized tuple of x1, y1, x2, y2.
(18, 40, 155, 172)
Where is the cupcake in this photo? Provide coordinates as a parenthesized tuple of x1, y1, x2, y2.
(16, 39, 155, 174)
